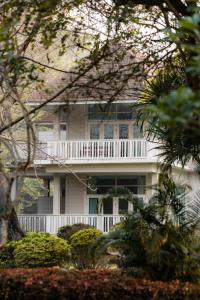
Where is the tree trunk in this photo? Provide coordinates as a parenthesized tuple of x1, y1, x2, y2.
(0, 173, 24, 246)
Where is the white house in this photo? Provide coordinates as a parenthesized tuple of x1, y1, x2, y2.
(15, 49, 200, 234)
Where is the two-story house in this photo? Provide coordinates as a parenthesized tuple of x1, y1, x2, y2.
(15, 49, 200, 234)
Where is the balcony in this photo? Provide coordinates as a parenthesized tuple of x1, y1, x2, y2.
(18, 214, 126, 234)
(16, 139, 158, 164)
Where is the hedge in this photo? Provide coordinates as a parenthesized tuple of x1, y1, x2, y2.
(0, 268, 199, 299)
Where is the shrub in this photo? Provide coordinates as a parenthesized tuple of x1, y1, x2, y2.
(13, 232, 71, 268)
(57, 223, 93, 242)
(0, 233, 71, 269)
(0, 268, 200, 300)
(0, 241, 18, 268)
(70, 228, 102, 269)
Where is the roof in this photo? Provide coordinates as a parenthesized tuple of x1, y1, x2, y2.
(27, 44, 146, 105)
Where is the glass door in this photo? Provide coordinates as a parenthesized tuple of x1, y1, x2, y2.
(118, 124, 129, 157)
(104, 124, 114, 157)
(102, 198, 113, 214)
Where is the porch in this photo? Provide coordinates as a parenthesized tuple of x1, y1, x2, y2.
(18, 214, 125, 234)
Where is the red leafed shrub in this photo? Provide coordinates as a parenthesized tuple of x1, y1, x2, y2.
(0, 268, 199, 299)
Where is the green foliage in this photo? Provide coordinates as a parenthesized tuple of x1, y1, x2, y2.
(0, 241, 18, 268)
(92, 177, 200, 282)
(70, 228, 102, 269)
(139, 8, 200, 168)
(14, 232, 71, 268)
(57, 223, 93, 242)
(2, 232, 71, 268)
(70, 228, 102, 247)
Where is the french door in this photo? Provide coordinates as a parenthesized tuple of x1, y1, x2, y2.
(90, 123, 130, 140)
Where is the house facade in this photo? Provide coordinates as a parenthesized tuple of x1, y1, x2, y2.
(16, 100, 199, 234)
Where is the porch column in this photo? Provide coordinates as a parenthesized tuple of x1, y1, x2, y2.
(65, 175, 68, 213)
(53, 111, 60, 140)
(53, 174, 61, 214)
(113, 197, 118, 215)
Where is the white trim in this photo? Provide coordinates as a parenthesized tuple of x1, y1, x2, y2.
(27, 99, 138, 106)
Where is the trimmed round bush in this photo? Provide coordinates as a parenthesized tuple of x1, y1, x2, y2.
(70, 228, 102, 247)
(70, 228, 102, 269)
(14, 232, 71, 268)
(57, 223, 94, 242)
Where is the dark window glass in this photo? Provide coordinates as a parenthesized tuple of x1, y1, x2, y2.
(97, 186, 113, 194)
(96, 177, 115, 186)
(119, 198, 128, 214)
(103, 198, 113, 214)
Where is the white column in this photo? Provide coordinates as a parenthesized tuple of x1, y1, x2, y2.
(53, 174, 61, 214)
(113, 197, 118, 214)
(65, 175, 68, 214)
(53, 111, 60, 140)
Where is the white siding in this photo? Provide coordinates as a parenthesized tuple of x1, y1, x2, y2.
(68, 105, 86, 140)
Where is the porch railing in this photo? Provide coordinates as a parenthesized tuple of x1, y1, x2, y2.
(18, 214, 126, 234)
(47, 139, 153, 160)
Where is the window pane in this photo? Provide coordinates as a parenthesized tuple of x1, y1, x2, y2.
(133, 124, 143, 139)
(97, 186, 113, 194)
(103, 198, 113, 214)
(89, 198, 98, 214)
(119, 124, 129, 139)
(117, 104, 132, 120)
(104, 124, 114, 139)
(117, 177, 137, 185)
(96, 177, 115, 186)
(89, 104, 116, 120)
(90, 124, 100, 139)
(119, 198, 128, 214)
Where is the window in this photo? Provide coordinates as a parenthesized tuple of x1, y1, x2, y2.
(90, 124, 100, 139)
(88, 104, 136, 120)
(37, 124, 54, 142)
(60, 124, 67, 140)
(89, 198, 98, 214)
(88, 176, 146, 195)
(104, 124, 114, 139)
(119, 124, 129, 139)
(119, 198, 129, 214)
(133, 124, 143, 139)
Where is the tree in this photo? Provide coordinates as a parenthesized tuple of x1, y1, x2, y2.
(0, 0, 146, 244)
(1, 0, 200, 245)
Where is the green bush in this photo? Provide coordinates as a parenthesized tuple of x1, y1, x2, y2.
(70, 228, 102, 269)
(11, 232, 71, 268)
(0, 233, 71, 269)
(57, 223, 93, 242)
(0, 241, 18, 268)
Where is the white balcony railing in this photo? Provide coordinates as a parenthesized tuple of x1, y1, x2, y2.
(16, 139, 158, 162)
(18, 214, 126, 234)
(46, 139, 156, 161)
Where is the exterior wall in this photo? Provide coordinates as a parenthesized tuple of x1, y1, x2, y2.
(65, 174, 86, 214)
(68, 104, 86, 140)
